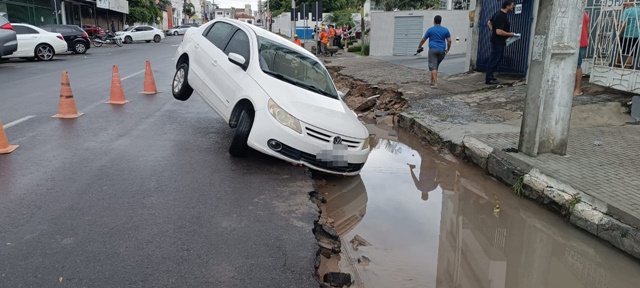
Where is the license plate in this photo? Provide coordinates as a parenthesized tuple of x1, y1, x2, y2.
(316, 144, 349, 167)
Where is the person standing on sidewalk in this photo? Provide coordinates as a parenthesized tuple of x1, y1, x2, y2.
(486, 0, 517, 85)
(293, 34, 302, 46)
(574, 12, 590, 96)
(417, 15, 452, 89)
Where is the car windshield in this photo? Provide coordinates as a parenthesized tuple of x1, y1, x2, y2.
(124, 26, 134, 31)
(258, 36, 338, 99)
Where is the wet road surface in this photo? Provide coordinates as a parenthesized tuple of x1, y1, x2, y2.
(317, 128, 640, 288)
(0, 37, 318, 287)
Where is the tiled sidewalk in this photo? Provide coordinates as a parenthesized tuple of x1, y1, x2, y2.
(471, 125, 640, 227)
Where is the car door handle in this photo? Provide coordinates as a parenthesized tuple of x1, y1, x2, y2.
(211, 60, 217, 67)
(194, 43, 200, 49)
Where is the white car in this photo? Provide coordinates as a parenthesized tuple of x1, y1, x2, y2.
(171, 19, 371, 176)
(116, 25, 164, 44)
(167, 25, 194, 36)
(6, 23, 67, 61)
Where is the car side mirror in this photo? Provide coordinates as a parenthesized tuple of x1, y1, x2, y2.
(228, 53, 247, 70)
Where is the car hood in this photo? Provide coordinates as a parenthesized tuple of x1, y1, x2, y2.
(254, 73, 368, 139)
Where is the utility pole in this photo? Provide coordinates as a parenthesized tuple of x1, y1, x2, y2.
(291, 0, 295, 38)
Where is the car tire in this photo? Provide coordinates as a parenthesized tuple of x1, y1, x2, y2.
(34, 44, 55, 61)
(229, 109, 254, 157)
(124, 36, 133, 44)
(153, 35, 161, 43)
(73, 42, 88, 54)
(172, 63, 193, 101)
(173, 31, 179, 36)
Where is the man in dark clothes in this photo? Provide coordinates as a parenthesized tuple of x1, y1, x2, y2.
(486, 0, 518, 85)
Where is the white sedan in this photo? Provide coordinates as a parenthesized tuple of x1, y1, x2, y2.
(5, 23, 67, 61)
(171, 19, 371, 176)
(116, 25, 164, 44)
(167, 25, 193, 36)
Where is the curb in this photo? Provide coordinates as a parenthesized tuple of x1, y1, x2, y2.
(397, 112, 640, 259)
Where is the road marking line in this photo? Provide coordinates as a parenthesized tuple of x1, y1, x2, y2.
(3, 116, 35, 129)
(121, 69, 146, 81)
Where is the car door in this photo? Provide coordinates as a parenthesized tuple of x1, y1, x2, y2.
(194, 21, 235, 114)
(143, 26, 155, 40)
(218, 28, 251, 117)
(130, 26, 144, 41)
(13, 25, 40, 57)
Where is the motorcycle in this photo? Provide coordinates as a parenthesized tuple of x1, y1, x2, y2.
(92, 31, 123, 47)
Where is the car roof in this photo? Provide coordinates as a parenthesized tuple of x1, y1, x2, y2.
(216, 19, 318, 59)
(12, 23, 51, 33)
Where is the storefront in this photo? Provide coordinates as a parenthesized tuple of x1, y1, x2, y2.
(0, 0, 59, 25)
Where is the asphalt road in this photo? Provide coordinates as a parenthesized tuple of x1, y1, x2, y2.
(0, 37, 319, 287)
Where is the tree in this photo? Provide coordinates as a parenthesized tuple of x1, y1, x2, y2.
(323, 10, 356, 27)
(127, 0, 164, 24)
(183, 2, 195, 20)
(373, 0, 440, 11)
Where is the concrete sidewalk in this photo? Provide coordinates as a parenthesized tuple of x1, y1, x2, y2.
(326, 53, 640, 259)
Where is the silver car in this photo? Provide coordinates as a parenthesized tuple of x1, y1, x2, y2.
(167, 25, 193, 36)
(0, 15, 18, 57)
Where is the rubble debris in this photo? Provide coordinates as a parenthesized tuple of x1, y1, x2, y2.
(357, 256, 371, 266)
(323, 272, 353, 287)
(350, 234, 372, 251)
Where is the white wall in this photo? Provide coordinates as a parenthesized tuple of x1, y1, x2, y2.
(370, 10, 471, 57)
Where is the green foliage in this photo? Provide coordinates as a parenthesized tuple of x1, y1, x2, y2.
(128, 7, 151, 24)
(512, 176, 524, 197)
(183, 3, 195, 19)
(323, 10, 356, 27)
(347, 45, 361, 52)
(128, 0, 165, 24)
(268, 0, 367, 16)
(362, 43, 370, 56)
(373, 0, 441, 11)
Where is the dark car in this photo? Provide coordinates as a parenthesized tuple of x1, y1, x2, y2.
(40, 24, 90, 54)
(0, 15, 18, 58)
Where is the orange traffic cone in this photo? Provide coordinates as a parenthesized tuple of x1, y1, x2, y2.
(52, 71, 84, 119)
(105, 65, 129, 104)
(140, 60, 158, 95)
(0, 120, 19, 154)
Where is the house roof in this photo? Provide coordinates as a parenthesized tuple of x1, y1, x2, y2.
(235, 13, 254, 19)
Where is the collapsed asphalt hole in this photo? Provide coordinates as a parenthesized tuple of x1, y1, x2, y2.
(328, 66, 409, 129)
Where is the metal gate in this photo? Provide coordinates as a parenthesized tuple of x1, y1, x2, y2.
(393, 16, 424, 56)
(476, 0, 534, 75)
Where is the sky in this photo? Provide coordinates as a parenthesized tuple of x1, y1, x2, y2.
(208, 0, 258, 11)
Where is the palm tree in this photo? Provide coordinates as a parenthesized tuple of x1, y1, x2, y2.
(323, 10, 356, 27)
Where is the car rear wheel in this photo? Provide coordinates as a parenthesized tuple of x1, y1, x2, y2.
(173, 31, 179, 36)
(35, 44, 54, 61)
(153, 35, 161, 43)
(124, 36, 133, 44)
(172, 63, 193, 101)
(229, 110, 254, 157)
(73, 42, 87, 54)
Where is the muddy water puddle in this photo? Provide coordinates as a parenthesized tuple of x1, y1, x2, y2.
(314, 128, 640, 288)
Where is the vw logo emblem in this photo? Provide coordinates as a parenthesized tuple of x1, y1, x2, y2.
(333, 136, 343, 145)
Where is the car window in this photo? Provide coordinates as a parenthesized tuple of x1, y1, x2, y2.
(40, 26, 54, 32)
(57, 26, 75, 33)
(258, 36, 338, 99)
(224, 30, 250, 64)
(204, 22, 234, 49)
(14, 25, 38, 35)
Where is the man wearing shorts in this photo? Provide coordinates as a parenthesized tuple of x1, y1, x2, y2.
(417, 15, 451, 89)
(620, 0, 640, 69)
(574, 12, 589, 96)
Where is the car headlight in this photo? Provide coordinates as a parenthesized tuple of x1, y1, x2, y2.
(362, 137, 370, 150)
(268, 99, 302, 134)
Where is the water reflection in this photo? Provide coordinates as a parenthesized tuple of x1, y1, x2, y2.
(318, 130, 640, 288)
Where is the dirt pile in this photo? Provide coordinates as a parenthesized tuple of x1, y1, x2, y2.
(329, 67, 408, 126)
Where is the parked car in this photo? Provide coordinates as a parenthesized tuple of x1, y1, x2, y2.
(81, 24, 105, 37)
(40, 24, 90, 54)
(184, 22, 200, 28)
(6, 23, 67, 61)
(167, 25, 194, 36)
(171, 19, 371, 175)
(116, 25, 164, 44)
(0, 15, 18, 58)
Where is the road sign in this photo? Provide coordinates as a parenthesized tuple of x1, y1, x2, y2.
(290, 7, 298, 21)
(311, 2, 322, 22)
(300, 4, 310, 21)
(97, 0, 109, 9)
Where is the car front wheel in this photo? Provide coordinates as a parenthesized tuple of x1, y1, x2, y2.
(172, 63, 193, 101)
(229, 110, 254, 157)
(124, 36, 133, 44)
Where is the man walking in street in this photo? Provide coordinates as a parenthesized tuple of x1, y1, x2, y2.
(417, 15, 451, 89)
(486, 0, 517, 85)
(574, 11, 589, 96)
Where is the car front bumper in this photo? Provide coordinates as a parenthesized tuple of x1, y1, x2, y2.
(247, 109, 370, 176)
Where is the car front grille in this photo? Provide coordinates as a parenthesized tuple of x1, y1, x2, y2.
(271, 140, 365, 174)
(305, 126, 362, 149)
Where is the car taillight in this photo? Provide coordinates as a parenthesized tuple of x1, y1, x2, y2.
(57, 35, 64, 41)
(82, 33, 88, 38)
(0, 23, 13, 31)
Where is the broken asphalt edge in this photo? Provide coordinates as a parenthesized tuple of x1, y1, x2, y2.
(307, 170, 354, 288)
(397, 113, 640, 260)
